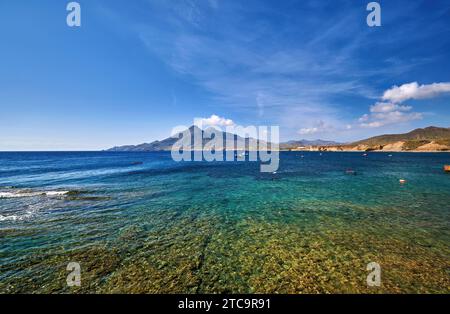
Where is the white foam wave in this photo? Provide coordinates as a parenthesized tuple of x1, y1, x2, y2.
(0, 190, 69, 199)
(0, 211, 35, 221)
(43, 191, 69, 197)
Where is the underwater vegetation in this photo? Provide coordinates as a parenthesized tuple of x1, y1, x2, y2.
(1, 200, 448, 294)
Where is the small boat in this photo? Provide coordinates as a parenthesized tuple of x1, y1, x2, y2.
(345, 169, 357, 175)
(363, 153, 368, 157)
(388, 154, 393, 157)
(130, 161, 143, 165)
(399, 179, 407, 184)
(444, 165, 450, 172)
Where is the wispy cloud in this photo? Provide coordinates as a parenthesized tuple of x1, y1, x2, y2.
(99, 0, 450, 140)
(359, 111, 423, 128)
(298, 120, 334, 135)
(370, 102, 412, 113)
(135, 1, 381, 123)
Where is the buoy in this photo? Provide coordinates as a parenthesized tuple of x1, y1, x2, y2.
(444, 165, 450, 172)
(399, 179, 406, 184)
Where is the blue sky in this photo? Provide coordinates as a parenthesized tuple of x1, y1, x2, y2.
(1, 0, 450, 150)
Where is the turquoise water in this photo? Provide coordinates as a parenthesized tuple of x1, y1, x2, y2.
(0, 151, 449, 293)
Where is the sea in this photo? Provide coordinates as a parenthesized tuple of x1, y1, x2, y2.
(0, 151, 449, 293)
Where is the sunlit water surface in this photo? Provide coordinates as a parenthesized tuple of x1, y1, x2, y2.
(0, 151, 449, 293)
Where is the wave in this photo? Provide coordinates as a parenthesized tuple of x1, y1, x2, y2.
(0, 190, 69, 199)
(0, 189, 100, 222)
(0, 211, 35, 221)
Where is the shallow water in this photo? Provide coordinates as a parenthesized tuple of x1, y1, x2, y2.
(0, 151, 449, 293)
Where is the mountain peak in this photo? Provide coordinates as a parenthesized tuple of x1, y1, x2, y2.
(107, 125, 265, 151)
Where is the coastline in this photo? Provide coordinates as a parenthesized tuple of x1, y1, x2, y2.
(1, 149, 450, 153)
(281, 149, 450, 153)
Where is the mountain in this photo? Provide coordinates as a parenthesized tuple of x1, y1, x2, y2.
(107, 126, 269, 151)
(352, 126, 450, 146)
(319, 126, 450, 152)
(107, 126, 450, 152)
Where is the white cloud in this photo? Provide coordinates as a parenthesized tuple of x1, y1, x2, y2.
(359, 100, 422, 128)
(195, 114, 235, 127)
(370, 102, 412, 113)
(382, 82, 450, 103)
(356, 81, 450, 128)
(358, 114, 369, 123)
(360, 111, 422, 128)
(298, 127, 319, 135)
(360, 121, 384, 128)
(298, 120, 331, 135)
(297, 119, 355, 138)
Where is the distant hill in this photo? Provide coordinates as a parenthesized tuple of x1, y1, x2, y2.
(107, 125, 268, 152)
(352, 126, 450, 146)
(280, 139, 341, 150)
(318, 126, 450, 152)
